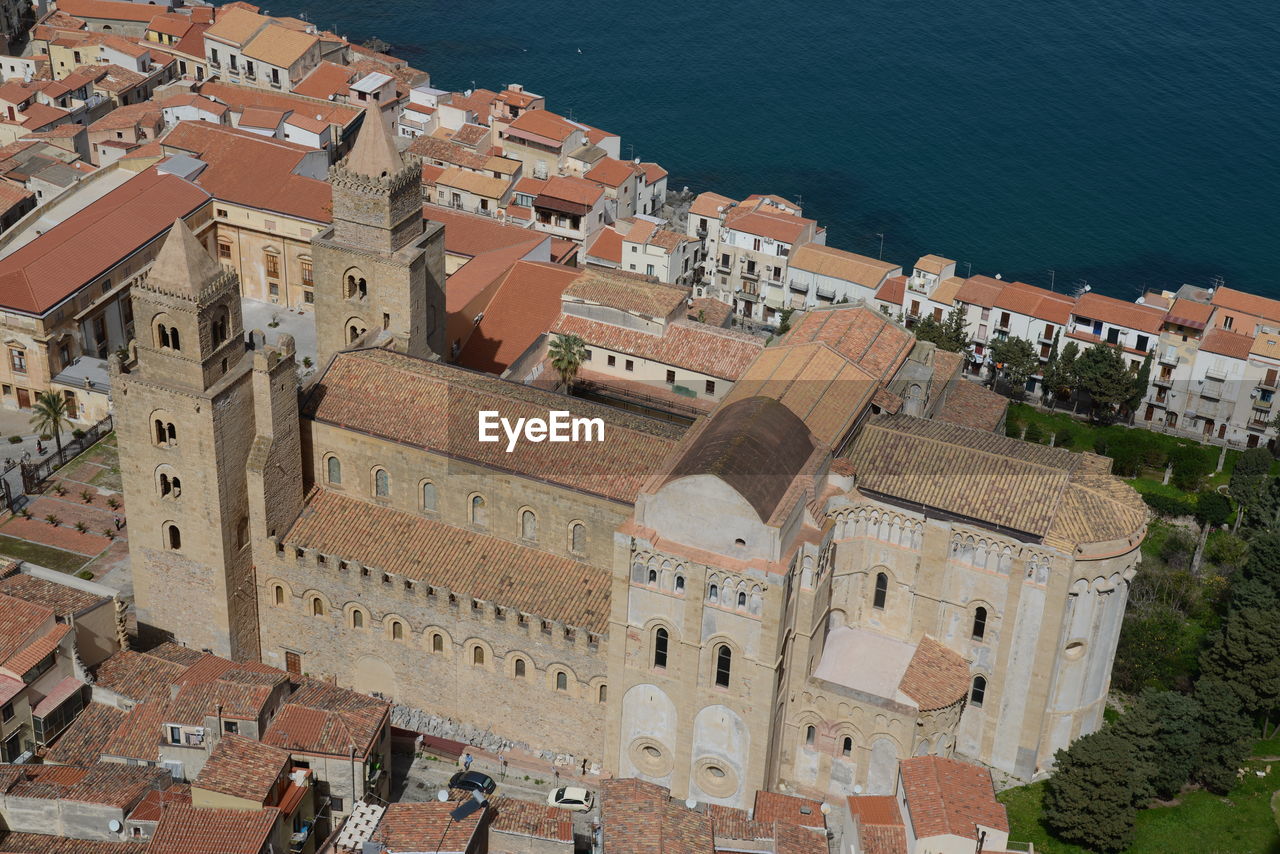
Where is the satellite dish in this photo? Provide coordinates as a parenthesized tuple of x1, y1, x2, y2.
(108, 819, 122, 833)
(436, 789, 449, 802)
(820, 802, 832, 815)
(684, 798, 697, 810)
(852, 784, 863, 795)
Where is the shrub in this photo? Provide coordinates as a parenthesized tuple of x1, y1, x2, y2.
(73, 521, 88, 533)
(7, 436, 20, 444)
(52, 484, 66, 496)
(1169, 444, 1213, 491)
(106, 497, 121, 510)
(1194, 491, 1232, 527)
(1023, 422, 1044, 444)
(38, 433, 51, 441)
(1142, 491, 1195, 519)
(44, 514, 60, 526)
(80, 489, 93, 504)
(102, 528, 115, 540)
(76, 570, 93, 580)
(71, 428, 85, 439)
(1205, 531, 1249, 568)
(1005, 419, 1024, 439)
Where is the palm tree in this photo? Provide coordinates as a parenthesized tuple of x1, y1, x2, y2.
(30, 390, 69, 457)
(547, 333, 586, 392)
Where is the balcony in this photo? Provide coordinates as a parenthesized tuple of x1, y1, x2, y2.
(1154, 373, 1174, 388)
(1200, 380, 1223, 400)
(1204, 366, 1228, 381)
(741, 267, 759, 282)
(1259, 375, 1279, 391)
(1158, 350, 1180, 367)
(1254, 397, 1274, 411)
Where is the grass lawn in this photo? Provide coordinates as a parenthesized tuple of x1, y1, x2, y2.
(1000, 755, 1280, 853)
(0, 533, 88, 573)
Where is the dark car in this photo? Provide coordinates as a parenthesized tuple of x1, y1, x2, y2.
(449, 770, 497, 795)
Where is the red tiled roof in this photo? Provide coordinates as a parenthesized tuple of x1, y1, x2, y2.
(196, 80, 358, 127)
(99, 700, 166, 761)
(92, 649, 188, 701)
(1166, 297, 1212, 329)
(689, 191, 734, 218)
(1073, 291, 1166, 334)
(897, 635, 971, 711)
(193, 733, 289, 805)
(601, 778, 713, 854)
(149, 804, 279, 854)
(1200, 327, 1254, 361)
(2, 762, 170, 810)
(552, 314, 763, 380)
(262, 678, 387, 759)
(504, 108, 577, 144)
(127, 784, 191, 823)
(585, 226, 622, 264)
(424, 206, 542, 258)
(847, 796, 907, 854)
(44, 701, 126, 765)
(585, 156, 635, 189)
(146, 13, 192, 38)
(289, 60, 352, 100)
(55, 0, 166, 22)
(0, 831, 142, 853)
(898, 756, 1008, 839)
(935, 376, 1007, 433)
(455, 260, 580, 374)
(305, 348, 682, 504)
(1211, 285, 1280, 324)
(32, 674, 83, 717)
(537, 175, 603, 207)
(161, 121, 330, 222)
(490, 797, 574, 842)
(876, 275, 906, 305)
(374, 802, 486, 853)
(783, 305, 916, 382)
(1, 621, 70, 679)
(724, 208, 808, 244)
(0, 168, 208, 315)
(752, 790, 825, 829)
(282, 488, 612, 632)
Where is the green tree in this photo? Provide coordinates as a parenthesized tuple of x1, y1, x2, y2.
(777, 307, 794, 335)
(1193, 677, 1255, 794)
(989, 336, 1038, 399)
(1168, 444, 1213, 491)
(1044, 729, 1146, 852)
(29, 390, 69, 457)
(1194, 491, 1232, 528)
(1115, 689, 1202, 800)
(1128, 350, 1153, 415)
(911, 313, 945, 347)
(1074, 343, 1133, 423)
(1039, 333, 1062, 407)
(546, 333, 586, 392)
(916, 305, 971, 352)
(1229, 448, 1274, 531)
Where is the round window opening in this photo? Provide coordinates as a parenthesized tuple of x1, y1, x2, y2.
(693, 757, 739, 798)
(643, 745, 661, 759)
(706, 765, 726, 778)
(629, 738, 673, 776)
(734, 538, 746, 547)
(1064, 640, 1087, 660)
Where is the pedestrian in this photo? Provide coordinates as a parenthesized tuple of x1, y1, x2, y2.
(581, 758, 587, 775)
(463, 752, 473, 771)
(113, 515, 123, 531)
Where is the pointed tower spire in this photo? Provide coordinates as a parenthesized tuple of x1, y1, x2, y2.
(344, 106, 405, 178)
(148, 218, 224, 296)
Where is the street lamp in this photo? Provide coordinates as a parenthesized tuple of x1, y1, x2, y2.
(874, 233, 884, 260)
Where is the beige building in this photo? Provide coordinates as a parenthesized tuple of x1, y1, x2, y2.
(115, 106, 1146, 815)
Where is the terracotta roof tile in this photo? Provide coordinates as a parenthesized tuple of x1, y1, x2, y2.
(1200, 327, 1254, 361)
(584, 156, 635, 189)
(127, 784, 191, 823)
(1166, 297, 1212, 329)
(282, 488, 612, 632)
(0, 168, 208, 315)
(242, 24, 318, 68)
(706, 803, 773, 840)
(784, 305, 916, 383)
(193, 733, 289, 804)
(1, 621, 70, 679)
(897, 635, 970, 711)
(54, 0, 166, 23)
(772, 821, 830, 854)
(408, 134, 491, 170)
(454, 260, 579, 374)
(92, 649, 187, 701)
(899, 756, 1008, 838)
(374, 801, 486, 852)
(600, 778, 713, 854)
(0, 572, 105, 617)
(436, 165, 510, 198)
(290, 61, 352, 100)
(688, 297, 732, 328)
(1211, 285, 1280, 324)
(552, 314, 762, 380)
(914, 254, 954, 276)
(504, 109, 578, 144)
(752, 790, 825, 829)
(563, 268, 686, 318)
(789, 244, 900, 288)
(689, 191, 735, 218)
(99, 700, 166, 761)
(2, 762, 170, 810)
(203, 6, 268, 46)
(490, 797, 573, 842)
(44, 701, 126, 765)
(196, 80, 358, 127)
(536, 175, 603, 208)
(934, 377, 1007, 433)
(149, 804, 279, 854)
(262, 678, 387, 759)
(305, 348, 682, 503)
(1073, 291, 1166, 334)
(0, 831, 143, 853)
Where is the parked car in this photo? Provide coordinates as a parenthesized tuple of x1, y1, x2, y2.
(449, 770, 497, 795)
(547, 785, 594, 811)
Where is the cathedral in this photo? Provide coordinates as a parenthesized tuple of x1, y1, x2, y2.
(112, 109, 1147, 808)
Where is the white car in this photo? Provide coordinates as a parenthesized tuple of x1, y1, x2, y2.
(547, 785, 594, 811)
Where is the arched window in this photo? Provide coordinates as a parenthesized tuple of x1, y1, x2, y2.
(675, 575, 685, 594)
(473, 646, 485, 666)
(647, 568, 657, 585)
(236, 517, 249, 550)
(169, 328, 180, 350)
(737, 591, 747, 608)
(358, 278, 367, 298)
(351, 610, 364, 629)
(391, 621, 403, 641)
(570, 522, 585, 553)
(273, 585, 284, 606)
(708, 583, 718, 601)
(972, 606, 988, 640)
(805, 725, 816, 746)
(970, 675, 987, 706)
(598, 684, 607, 703)
(431, 633, 443, 653)
(211, 308, 228, 347)
(374, 468, 390, 497)
(555, 671, 567, 691)
(349, 324, 360, 344)
(514, 659, 526, 678)
(157, 324, 170, 349)
(311, 597, 324, 616)
(520, 509, 536, 541)
(873, 572, 888, 610)
(653, 627, 669, 669)
(841, 736, 853, 757)
(159, 473, 172, 496)
(714, 645, 731, 688)
(326, 456, 342, 484)
(154, 419, 172, 445)
(470, 494, 487, 526)
(422, 481, 437, 511)
(164, 523, 181, 550)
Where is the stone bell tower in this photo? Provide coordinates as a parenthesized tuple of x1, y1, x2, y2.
(312, 106, 445, 367)
(112, 218, 303, 661)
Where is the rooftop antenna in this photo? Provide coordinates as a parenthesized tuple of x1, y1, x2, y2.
(1047, 269, 1055, 291)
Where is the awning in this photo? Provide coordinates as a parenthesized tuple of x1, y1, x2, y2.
(33, 675, 83, 717)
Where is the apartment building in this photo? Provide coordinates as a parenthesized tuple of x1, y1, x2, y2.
(786, 243, 902, 309)
(204, 6, 323, 92)
(498, 108, 588, 179)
